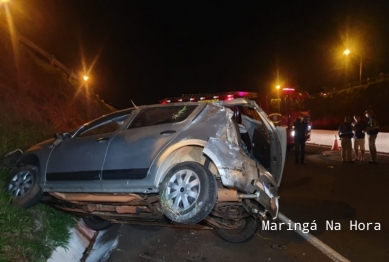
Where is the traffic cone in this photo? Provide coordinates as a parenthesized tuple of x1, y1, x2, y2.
(331, 135, 339, 150)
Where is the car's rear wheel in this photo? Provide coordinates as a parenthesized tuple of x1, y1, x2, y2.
(215, 217, 258, 243)
(82, 217, 112, 231)
(160, 161, 217, 224)
(8, 165, 42, 208)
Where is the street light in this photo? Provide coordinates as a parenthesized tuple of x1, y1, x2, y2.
(343, 49, 363, 85)
(276, 85, 280, 90)
(83, 75, 89, 82)
(0, 0, 10, 3)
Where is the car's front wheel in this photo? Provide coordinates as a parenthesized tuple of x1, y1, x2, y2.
(160, 161, 217, 224)
(8, 165, 42, 208)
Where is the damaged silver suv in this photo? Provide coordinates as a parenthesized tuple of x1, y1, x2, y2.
(8, 98, 286, 242)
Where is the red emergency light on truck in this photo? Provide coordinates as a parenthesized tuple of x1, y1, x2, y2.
(160, 89, 311, 149)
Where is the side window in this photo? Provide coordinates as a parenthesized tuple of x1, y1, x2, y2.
(128, 105, 197, 129)
(79, 122, 120, 137)
(240, 107, 262, 122)
(78, 114, 131, 137)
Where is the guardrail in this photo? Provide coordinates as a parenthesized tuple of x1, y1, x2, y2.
(336, 73, 389, 90)
(0, 22, 80, 82)
(308, 129, 389, 153)
(312, 73, 389, 97)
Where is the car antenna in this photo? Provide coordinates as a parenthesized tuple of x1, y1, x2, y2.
(131, 100, 138, 109)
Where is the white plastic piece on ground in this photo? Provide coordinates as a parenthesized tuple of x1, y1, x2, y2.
(85, 226, 119, 262)
(278, 213, 350, 262)
(308, 129, 389, 153)
(48, 221, 95, 262)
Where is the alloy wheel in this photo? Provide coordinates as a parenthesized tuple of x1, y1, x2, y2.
(165, 169, 201, 212)
(8, 170, 33, 198)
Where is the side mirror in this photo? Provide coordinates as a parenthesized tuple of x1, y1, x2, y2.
(53, 133, 63, 146)
(53, 132, 70, 146)
(53, 138, 62, 146)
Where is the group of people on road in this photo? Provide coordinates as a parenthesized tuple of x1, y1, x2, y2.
(338, 109, 379, 163)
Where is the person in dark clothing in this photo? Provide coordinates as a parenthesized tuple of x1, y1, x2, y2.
(352, 115, 366, 161)
(365, 110, 379, 163)
(293, 115, 308, 164)
(338, 116, 354, 163)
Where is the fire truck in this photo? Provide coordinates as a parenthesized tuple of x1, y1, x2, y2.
(263, 88, 312, 150)
(160, 89, 311, 149)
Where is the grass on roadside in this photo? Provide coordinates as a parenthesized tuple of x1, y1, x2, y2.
(0, 169, 76, 262)
(0, 28, 115, 262)
(0, 119, 76, 262)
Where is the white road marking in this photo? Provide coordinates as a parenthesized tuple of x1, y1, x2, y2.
(278, 213, 350, 262)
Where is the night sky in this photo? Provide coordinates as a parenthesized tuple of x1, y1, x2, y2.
(7, 0, 389, 109)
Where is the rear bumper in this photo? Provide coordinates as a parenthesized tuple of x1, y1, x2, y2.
(204, 137, 280, 219)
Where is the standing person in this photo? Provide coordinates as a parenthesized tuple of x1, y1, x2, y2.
(365, 110, 379, 163)
(338, 116, 354, 163)
(294, 115, 308, 164)
(352, 115, 366, 161)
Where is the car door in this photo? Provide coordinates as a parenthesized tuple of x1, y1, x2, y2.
(45, 111, 132, 192)
(256, 108, 286, 187)
(101, 104, 204, 192)
(222, 99, 286, 187)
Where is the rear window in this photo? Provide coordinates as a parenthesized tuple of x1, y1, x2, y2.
(128, 105, 197, 129)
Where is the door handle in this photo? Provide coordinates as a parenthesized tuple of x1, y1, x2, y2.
(97, 137, 109, 142)
(160, 130, 176, 135)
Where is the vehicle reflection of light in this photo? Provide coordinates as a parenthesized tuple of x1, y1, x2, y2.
(308, 125, 312, 130)
(291, 131, 295, 137)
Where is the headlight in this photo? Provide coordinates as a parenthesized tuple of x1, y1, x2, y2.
(308, 125, 312, 130)
(291, 130, 295, 137)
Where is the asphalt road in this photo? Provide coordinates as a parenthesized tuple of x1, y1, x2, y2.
(101, 145, 389, 262)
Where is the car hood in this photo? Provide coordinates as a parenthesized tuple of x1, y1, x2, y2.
(26, 138, 55, 153)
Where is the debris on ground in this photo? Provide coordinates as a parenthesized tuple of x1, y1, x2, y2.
(270, 244, 286, 249)
(256, 233, 271, 240)
(138, 252, 165, 261)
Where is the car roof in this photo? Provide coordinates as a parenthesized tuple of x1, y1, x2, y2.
(89, 98, 257, 125)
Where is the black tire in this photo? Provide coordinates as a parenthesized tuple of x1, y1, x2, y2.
(82, 217, 112, 231)
(8, 165, 43, 208)
(160, 161, 217, 224)
(216, 217, 258, 243)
